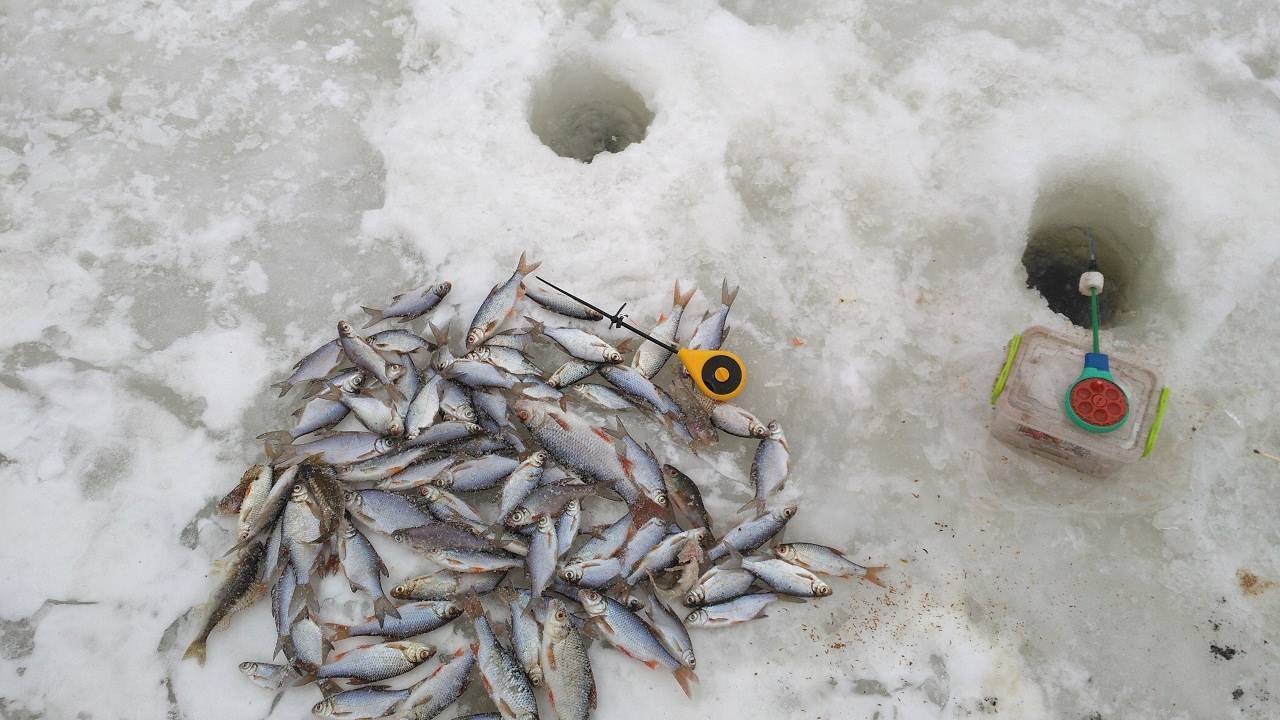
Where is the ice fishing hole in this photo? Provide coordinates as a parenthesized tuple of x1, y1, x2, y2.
(1022, 181, 1157, 329)
(528, 64, 653, 163)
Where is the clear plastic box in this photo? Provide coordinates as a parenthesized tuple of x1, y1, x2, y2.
(990, 325, 1164, 476)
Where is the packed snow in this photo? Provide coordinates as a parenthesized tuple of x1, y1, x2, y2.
(2, 1, 1279, 718)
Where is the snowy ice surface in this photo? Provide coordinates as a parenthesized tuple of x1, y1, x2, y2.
(2, 0, 1280, 718)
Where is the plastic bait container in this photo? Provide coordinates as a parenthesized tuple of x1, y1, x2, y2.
(989, 325, 1169, 476)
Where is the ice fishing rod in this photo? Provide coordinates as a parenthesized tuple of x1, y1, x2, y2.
(535, 277, 748, 402)
(1063, 231, 1129, 432)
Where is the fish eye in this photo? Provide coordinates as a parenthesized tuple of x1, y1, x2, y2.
(239, 661, 252, 671)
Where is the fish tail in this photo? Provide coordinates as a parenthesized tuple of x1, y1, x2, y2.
(517, 251, 542, 276)
(257, 430, 293, 460)
(273, 632, 290, 658)
(374, 596, 401, 624)
(735, 497, 765, 516)
(674, 281, 696, 308)
(721, 279, 739, 307)
(861, 565, 888, 588)
(182, 637, 208, 665)
(673, 665, 698, 698)
(360, 306, 386, 329)
(322, 622, 351, 641)
(459, 590, 485, 619)
(383, 380, 407, 404)
(428, 320, 450, 347)
(271, 380, 292, 398)
(522, 315, 546, 337)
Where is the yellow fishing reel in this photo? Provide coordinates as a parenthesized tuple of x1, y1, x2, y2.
(536, 277, 748, 402)
(678, 347, 746, 401)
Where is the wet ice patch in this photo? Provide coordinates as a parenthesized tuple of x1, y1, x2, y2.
(528, 62, 654, 162)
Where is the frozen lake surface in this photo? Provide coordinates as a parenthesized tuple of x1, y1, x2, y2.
(3, 1, 1280, 718)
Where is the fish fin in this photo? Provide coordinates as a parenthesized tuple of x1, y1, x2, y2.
(675, 281, 696, 308)
(317, 679, 343, 696)
(862, 565, 888, 588)
(460, 591, 485, 619)
(360, 306, 386, 329)
(382, 376, 407, 404)
(735, 498, 765, 516)
(773, 594, 807, 604)
(182, 638, 207, 665)
(323, 622, 351, 641)
(317, 386, 343, 402)
(516, 251, 541, 276)
(549, 411, 571, 431)
(616, 338, 634, 354)
(256, 430, 294, 460)
(427, 320, 450, 347)
(673, 665, 698, 698)
(266, 689, 285, 715)
(273, 632, 290, 658)
(374, 596, 401, 624)
(271, 380, 292, 398)
(522, 315, 546, 338)
(720, 279, 738, 307)
(641, 659, 660, 670)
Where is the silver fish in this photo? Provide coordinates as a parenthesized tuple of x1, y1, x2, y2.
(235, 465, 274, 541)
(405, 373, 443, 439)
(508, 595, 543, 686)
(598, 364, 682, 418)
(498, 451, 548, 519)
(645, 591, 695, 669)
(627, 528, 708, 585)
(540, 598, 596, 720)
(685, 593, 786, 628)
(527, 514, 557, 597)
(684, 565, 756, 607)
(391, 571, 504, 601)
(324, 388, 405, 436)
(547, 358, 599, 388)
(428, 323, 455, 371)
(392, 523, 501, 553)
(709, 403, 769, 439)
(569, 512, 632, 563)
(264, 431, 393, 467)
(706, 504, 797, 562)
(442, 358, 516, 389)
(570, 383, 634, 410)
(377, 456, 455, 492)
(238, 660, 294, 690)
(271, 338, 342, 397)
(339, 447, 437, 484)
(687, 280, 738, 351)
(483, 327, 532, 351)
(291, 395, 351, 438)
(524, 282, 604, 320)
(471, 388, 513, 430)
(504, 482, 597, 528)
(472, 612, 539, 719)
(368, 328, 435, 354)
(660, 464, 714, 537)
(284, 484, 325, 588)
(632, 281, 696, 378)
(741, 422, 788, 514)
(312, 685, 411, 719)
(403, 420, 480, 450)
(392, 355, 422, 420)
(362, 281, 451, 328)
(261, 518, 286, 586)
(557, 557, 622, 589)
(401, 646, 476, 720)
(513, 398, 627, 484)
(467, 252, 541, 350)
(316, 640, 435, 683)
(467, 345, 543, 376)
(436, 454, 520, 492)
(288, 612, 331, 672)
(419, 486, 486, 530)
(340, 522, 401, 623)
(339, 320, 407, 396)
(555, 499, 582, 558)
(429, 548, 523, 574)
(438, 379, 476, 423)
(577, 589, 696, 697)
(346, 489, 434, 534)
(271, 565, 299, 655)
(183, 541, 267, 664)
(329, 601, 463, 641)
(772, 543, 887, 587)
(527, 317, 622, 364)
(619, 517, 674, 575)
(740, 556, 831, 598)
(611, 419, 667, 507)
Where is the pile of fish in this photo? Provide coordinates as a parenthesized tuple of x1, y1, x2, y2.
(184, 253, 885, 720)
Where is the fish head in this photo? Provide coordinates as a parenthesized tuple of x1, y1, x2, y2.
(766, 421, 784, 440)
(340, 523, 358, 539)
(374, 436, 396, 454)
(750, 420, 770, 438)
(386, 415, 405, 436)
(813, 581, 833, 598)
(341, 371, 366, 393)
(505, 506, 534, 527)
(385, 363, 406, 381)
(685, 608, 709, 626)
(312, 699, 333, 715)
(562, 498, 581, 518)
(465, 327, 485, 349)
(337, 320, 356, 337)
(773, 545, 797, 562)
(400, 642, 436, 663)
(391, 582, 412, 599)
(434, 281, 452, 296)
(775, 504, 798, 521)
(527, 450, 548, 467)
(419, 485, 441, 501)
(289, 484, 309, 502)
(238, 661, 255, 673)
(684, 587, 704, 606)
(536, 514, 554, 532)
(605, 349, 623, 363)
(344, 490, 362, 508)
(391, 530, 409, 545)
(558, 565, 583, 583)
(644, 487, 668, 506)
(689, 528, 710, 544)
(622, 592, 645, 611)
(681, 649, 697, 668)
(441, 602, 463, 620)
(576, 589, 606, 616)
